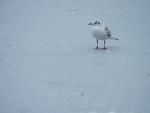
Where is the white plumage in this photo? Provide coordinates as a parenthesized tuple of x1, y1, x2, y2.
(88, 20, 118, 49)
(92, 25, 107, 40)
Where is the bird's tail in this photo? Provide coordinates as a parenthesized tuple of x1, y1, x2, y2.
(110, 37, 119, 40)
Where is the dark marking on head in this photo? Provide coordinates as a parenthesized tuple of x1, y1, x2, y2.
(94, 21, 100, 25)
(97, 21, 100, 24)
(94, 21, 97, 24)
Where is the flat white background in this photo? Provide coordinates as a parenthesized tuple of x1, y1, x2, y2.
(0, 0, 150, 113)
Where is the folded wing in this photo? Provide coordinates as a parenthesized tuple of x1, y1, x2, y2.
(105, 27, 111, 37)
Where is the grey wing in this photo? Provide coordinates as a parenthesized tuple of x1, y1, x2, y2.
(105, 27, 111, 37)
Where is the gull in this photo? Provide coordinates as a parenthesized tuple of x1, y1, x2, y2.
(88, 20, 118, 49)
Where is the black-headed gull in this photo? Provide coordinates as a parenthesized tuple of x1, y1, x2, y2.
(88, 20, 118, 49)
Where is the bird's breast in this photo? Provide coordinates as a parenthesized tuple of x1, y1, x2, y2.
(91, 26, 107, 40)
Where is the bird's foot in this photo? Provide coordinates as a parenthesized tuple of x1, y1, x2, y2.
(102, 47, 107, 50)
(95, 47, 99, 49)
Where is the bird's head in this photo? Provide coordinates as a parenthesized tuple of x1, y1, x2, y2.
(88, 20, 101, 26)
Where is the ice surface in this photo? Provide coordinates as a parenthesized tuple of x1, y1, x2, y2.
(0, 0, 150, 113)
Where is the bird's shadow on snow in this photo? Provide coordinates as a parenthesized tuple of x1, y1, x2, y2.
(87, 46, 122, 56)
(92, 46, 120, 52)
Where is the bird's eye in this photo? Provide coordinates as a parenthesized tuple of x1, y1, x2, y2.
(94, 21, 97, 24)
(98, 21, 100, 24)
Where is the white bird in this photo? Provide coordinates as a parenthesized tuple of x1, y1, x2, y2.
(88, 20, 118, 49)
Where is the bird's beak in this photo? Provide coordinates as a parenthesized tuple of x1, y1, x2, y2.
(88, 23, 93, 25)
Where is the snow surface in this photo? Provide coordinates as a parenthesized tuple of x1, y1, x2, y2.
(0, 0, 150, 113)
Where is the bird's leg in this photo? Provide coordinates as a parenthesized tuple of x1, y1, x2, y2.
(104, 39, 106, 49)
(96, 40, 98, 49)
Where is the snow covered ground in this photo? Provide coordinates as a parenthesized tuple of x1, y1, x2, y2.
(0, 0, 150, 113)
